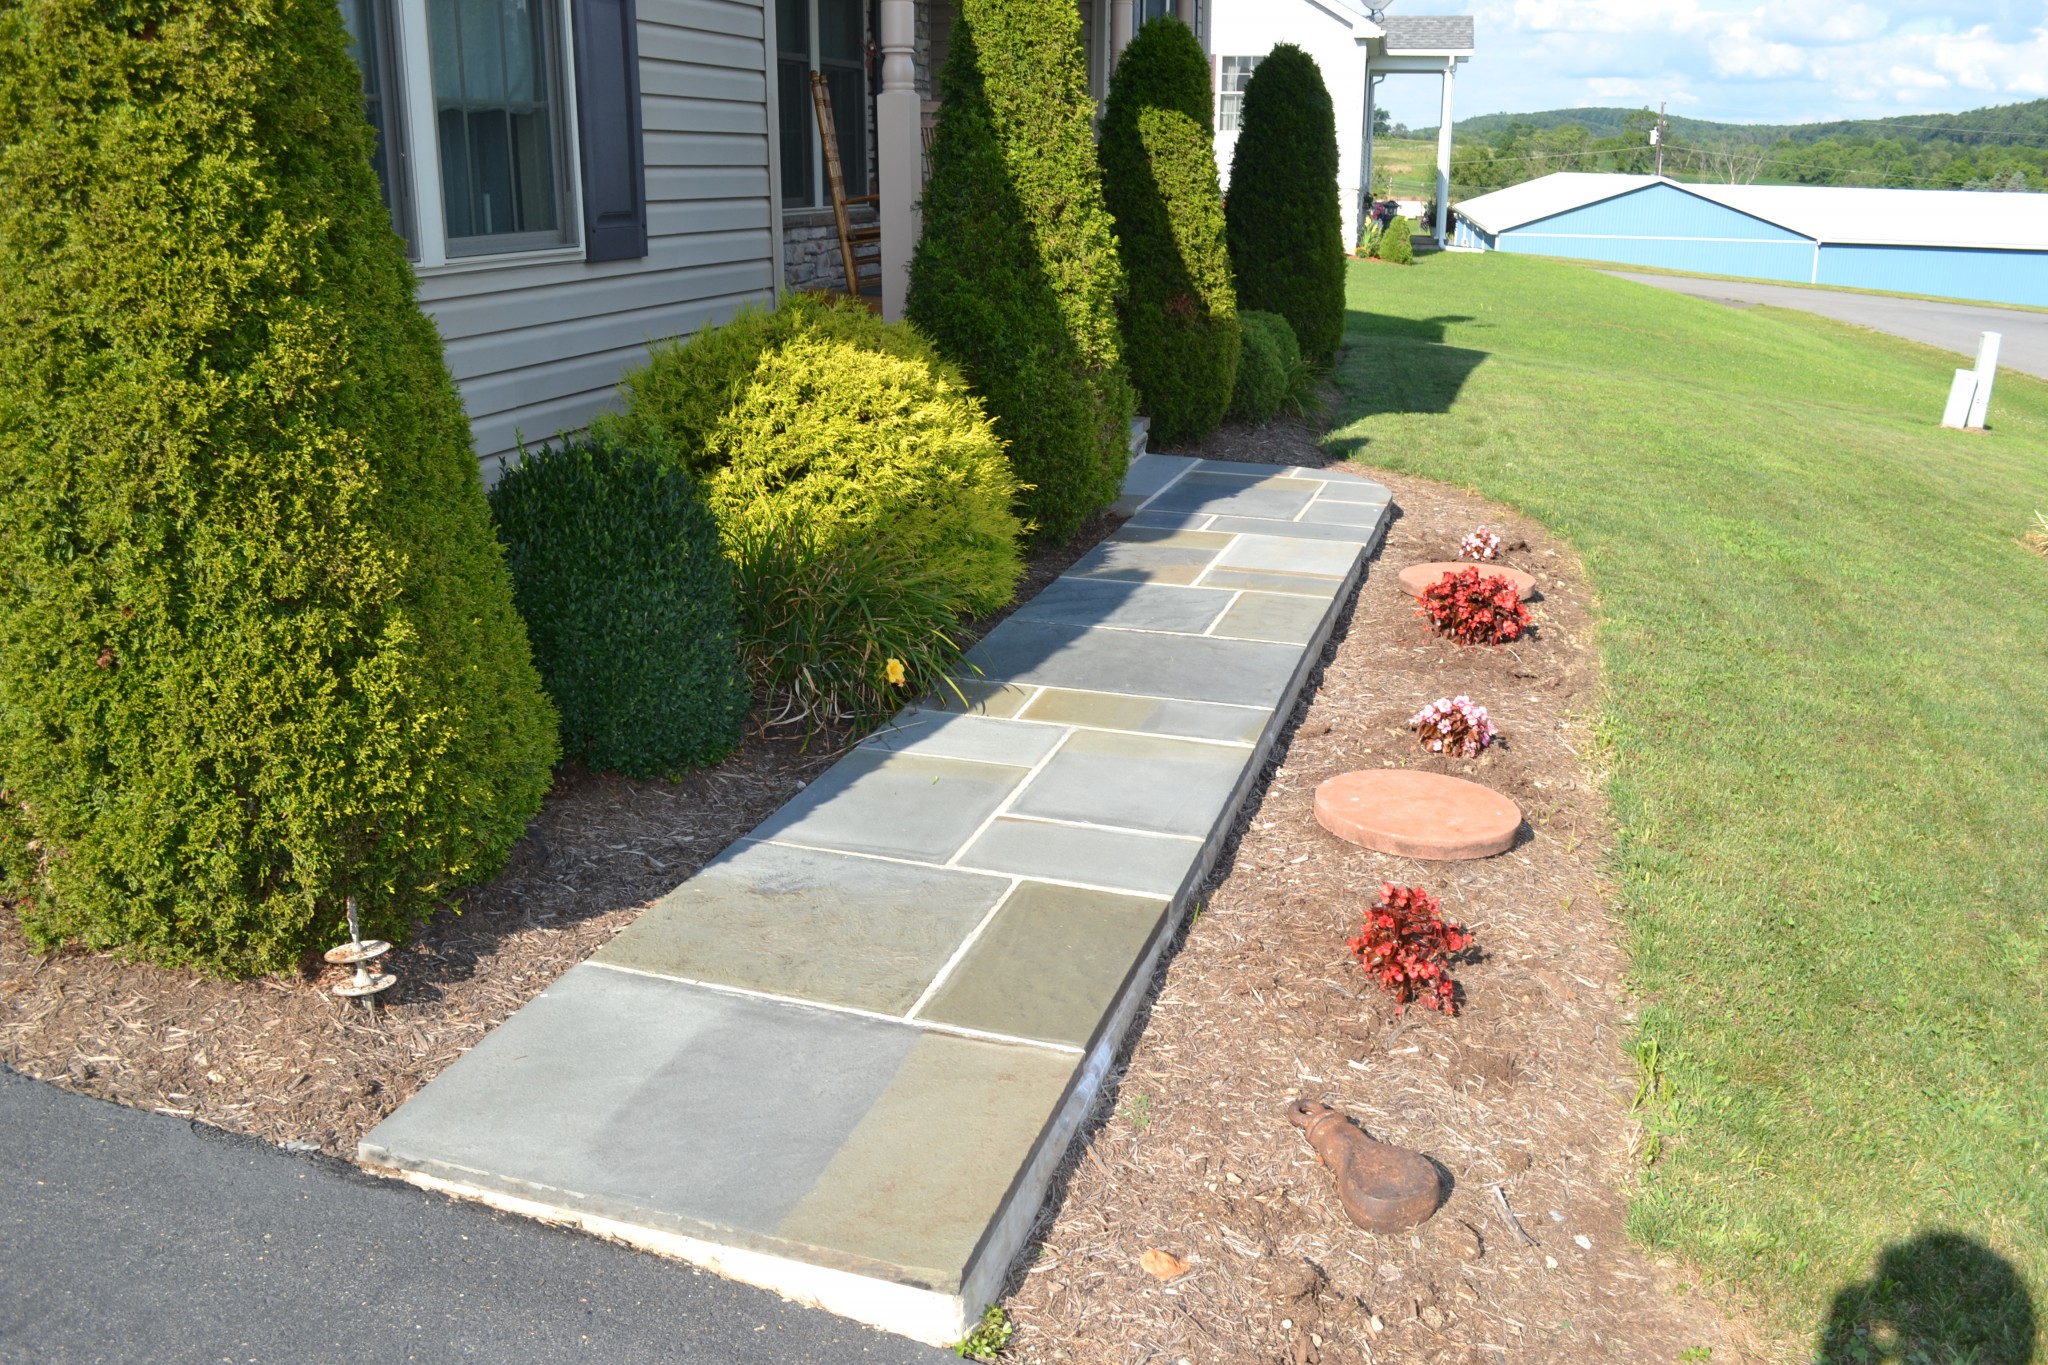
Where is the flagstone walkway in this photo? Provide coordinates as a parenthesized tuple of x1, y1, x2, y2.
(360, 454, 1391, 1345)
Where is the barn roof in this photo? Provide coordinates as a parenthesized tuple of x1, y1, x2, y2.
(1454, 172, 2048, 252)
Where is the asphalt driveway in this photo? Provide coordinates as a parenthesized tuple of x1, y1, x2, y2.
(0, 1067, 953, 1365)
(1604, 270, 2048, 381)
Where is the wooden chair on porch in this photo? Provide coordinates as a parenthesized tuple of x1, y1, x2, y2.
(808, 72, 881, 304)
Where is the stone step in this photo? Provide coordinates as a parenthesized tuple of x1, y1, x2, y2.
(359, 454, 1393, 1347)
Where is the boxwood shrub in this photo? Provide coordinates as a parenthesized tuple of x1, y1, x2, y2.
(1099, 17, 1238, 447)
(1230, 309, 1300, 422)
(1381, 215, 1415, 266)
(491, 436, 749, 778)
(1225, 43, 1346, 364)
(0, 0, 559, 974)
(908, 0, 1136, 543)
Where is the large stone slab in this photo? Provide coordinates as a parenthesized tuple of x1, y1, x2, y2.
(1145, 471, 1321, 520)
(1015, 687, 1268, 744)
(1007, 577, 1233, 636)
(751, 747, 1028, 863)
(595, 842, 1011, 1014)
(1008, 728, 1252, 838)
(963, 620, 1302, 708)
(955, 816, 1200, 897)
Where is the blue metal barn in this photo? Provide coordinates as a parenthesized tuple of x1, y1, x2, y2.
(1451, 174, 2048, 308)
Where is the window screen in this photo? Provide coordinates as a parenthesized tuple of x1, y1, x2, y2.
(428, 0, 571, 254)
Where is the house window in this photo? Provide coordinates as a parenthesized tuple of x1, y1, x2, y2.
(1217, 54, 1259, 132)
(1135, 0, 1174, 25)
(340, 0, 609, 268)
(778, 0, 870, 208)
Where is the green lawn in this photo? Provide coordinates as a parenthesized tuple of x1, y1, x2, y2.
(1328, 252, 2048, 1356)
(1372, 136, 1442, 200)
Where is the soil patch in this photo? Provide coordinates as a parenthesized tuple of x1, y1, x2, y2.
(1000, 418, 1763, 1363)
(0, 517, 1123, 1157)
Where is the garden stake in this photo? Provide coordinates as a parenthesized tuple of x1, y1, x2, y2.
(324, 897, 395, 1013)
(1288, 1100, 1440, 1233)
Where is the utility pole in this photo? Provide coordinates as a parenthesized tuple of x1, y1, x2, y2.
(1652, 101, 1667, 178)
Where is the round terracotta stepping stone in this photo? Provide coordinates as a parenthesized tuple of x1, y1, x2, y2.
(1315, 769, 1523, 860)
(1397, 561, 1537, 600)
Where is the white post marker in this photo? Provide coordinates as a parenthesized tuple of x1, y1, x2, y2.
(1941, 370, 1977, 430)
(1966, 331, 2001, 430)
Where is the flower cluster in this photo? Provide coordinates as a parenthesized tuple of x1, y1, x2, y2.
(1348, 883, 1472, 1014)
(1418, 567, 1531, 646)
(1458, 525, 1501, 561)
(1409, 695, 1498, 758)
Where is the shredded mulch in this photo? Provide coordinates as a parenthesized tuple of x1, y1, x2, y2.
(1000, 414, 1770, 1364)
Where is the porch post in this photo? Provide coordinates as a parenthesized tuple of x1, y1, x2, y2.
(1361, 70, 1376, 238)
(878, 0, 919, 320)
(1434, 59, 1454, 244)
(1111, 0, 1132, 64)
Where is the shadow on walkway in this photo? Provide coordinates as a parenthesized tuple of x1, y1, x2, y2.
(1817, 1231, 2036, 1364)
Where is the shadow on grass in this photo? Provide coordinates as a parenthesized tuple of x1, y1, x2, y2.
(1818, 1231, 2035, 1364)
(1325, 312, 1488, 452)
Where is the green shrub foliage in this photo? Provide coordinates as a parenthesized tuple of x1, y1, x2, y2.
(1381, 215, 1415, 266)
(603, 293, 955, 479)
(1099, 17, 1238, 447)
(1230, 310, 1300, 422)
(1225, 44, 1346, 364)
(0, 0, 560, 973)
(908, 0, 1136, 542)
(703, 334, 1024, 617)
(490, 436, 748, 778)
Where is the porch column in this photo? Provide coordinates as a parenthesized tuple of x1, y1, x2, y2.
(1361, 71, 1377, 239)
(1434, 59, 1454, 244)
(1111, 0, 1132, 65)
(878, 0, 919, 320)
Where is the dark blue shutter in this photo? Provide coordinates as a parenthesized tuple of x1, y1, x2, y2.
(573, 0, 648, 262)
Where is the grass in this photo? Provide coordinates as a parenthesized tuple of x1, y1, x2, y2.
(1328, 251, 2048, 1356)
(1373, 136, 1442, 200)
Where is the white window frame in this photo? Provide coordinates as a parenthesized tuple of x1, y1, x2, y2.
(1217, 54, 1259, 133)
(780, 0, 871, 212)
(391, 0, 587, 274)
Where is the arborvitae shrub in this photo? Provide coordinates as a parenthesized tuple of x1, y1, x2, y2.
(1099, 17, 1238, 447)
(1225, 44, 1346, 364)
(1231, 310, 1300, 422)
(490, 436, 748, 778)
(0, 0, 559, 974)
(603, 293, 954, 478)
(909, 0, 1136, 542)
(1381, 215, 1415, 265)
(704, 334, 1024, 616)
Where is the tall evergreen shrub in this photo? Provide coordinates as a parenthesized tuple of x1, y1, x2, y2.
(491, 436, 749, 779)
(908, 0, 1136, 543)
(1099, 17, 1238, 447)
(1225, 44, 1346, 364)
(0, 0, 560, 974)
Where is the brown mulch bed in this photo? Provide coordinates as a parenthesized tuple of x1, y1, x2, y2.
(1001, 416, 1767, 1364)
(0, 513, 1127, 1158)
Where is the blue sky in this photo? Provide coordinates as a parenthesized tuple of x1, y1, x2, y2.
(1377, 0, 2048, 129)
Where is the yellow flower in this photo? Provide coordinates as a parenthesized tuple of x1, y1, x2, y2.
(884, 657, 907, 686)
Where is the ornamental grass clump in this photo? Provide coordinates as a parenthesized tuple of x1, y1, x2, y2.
(1349, 882, 1471, 1015)
(1409, 696, 1498, 759)
(1225, 44, 1346, 364)
(490, 435, 749, 778)
(1099, 16, 1238, 446)
(1459, 525, 1501, 561)
(1419, 567, 1533, 646)
(0, 0, 559, 975)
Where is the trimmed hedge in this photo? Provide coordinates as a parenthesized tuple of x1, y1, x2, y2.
(491, 435, 748, 778)
(1231, 309, 1300, 422)
(908, 0, 1136, 543)
(601, 293, 954, 479)
(1099, 17, 1238, 447)
(1381, 215, 1414, 265)
(1225, 44, 1346, 364)
(0, 0, 560, 974)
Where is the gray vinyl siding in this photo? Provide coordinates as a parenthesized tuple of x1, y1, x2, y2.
(417, 0, 777, 475)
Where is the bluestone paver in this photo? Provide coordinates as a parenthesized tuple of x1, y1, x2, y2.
(363, 455, 1390, 1347)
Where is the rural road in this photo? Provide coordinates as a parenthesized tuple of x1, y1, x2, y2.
(0, 1068, 954, 1365)
(1604, 270, 2048, 380)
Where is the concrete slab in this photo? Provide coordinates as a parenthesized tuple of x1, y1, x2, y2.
(595, 842, 1010, 1014)
(916, 882, 1169, 1048)
(963, 620, 1304, 707)
(1016, 687, 1268, 743)
(1008, 728, 1252, 838)
(860, 710, 1066, 767)
(955, 816, 1200, 897)
(1123, 509, 1216, 532)
(1199, 568, 1348, 596)
(1213, 533, 1359, 579)
(1310, 477, 1393, 504)
(1296, 499, 1392, 529)
(1064, 537, 1221, 586)
(1202, 516, 1388, 544)
(751, 748, 1027, 864)
(1145, 471, 1320, 520)
(1007, 577, 1232, 636)
(1210, 591, 1331, 645)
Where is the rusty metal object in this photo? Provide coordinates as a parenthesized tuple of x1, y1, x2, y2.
(324, 897, 395, 1006)
(1288, 1100, 1440, 1233)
